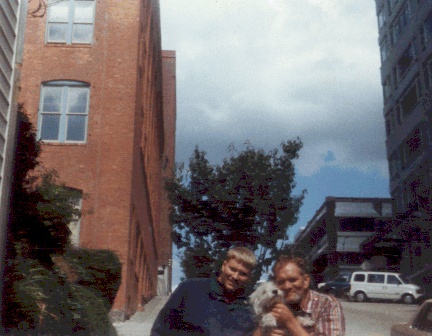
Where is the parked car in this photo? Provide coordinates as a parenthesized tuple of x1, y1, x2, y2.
(349, 271, 423, 304)
(317, 272, 351, 297)
(391, 299, 432, 335)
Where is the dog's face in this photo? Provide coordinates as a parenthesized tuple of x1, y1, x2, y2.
(249, 281, 285, 315)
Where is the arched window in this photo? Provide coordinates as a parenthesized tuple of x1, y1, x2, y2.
(38, 80, 90, 143)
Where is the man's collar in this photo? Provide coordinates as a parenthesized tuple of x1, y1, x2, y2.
(210, 273, 224, 298)
(300, 289, 312, 313)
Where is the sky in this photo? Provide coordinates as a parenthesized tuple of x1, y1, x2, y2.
(160, 0, 390, 288)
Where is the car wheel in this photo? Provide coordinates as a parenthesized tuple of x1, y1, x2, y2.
(402, 294, 415, 304)
(355, 291, 367, 302)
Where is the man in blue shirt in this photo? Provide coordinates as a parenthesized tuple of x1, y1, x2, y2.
(151, 246, 257, 335)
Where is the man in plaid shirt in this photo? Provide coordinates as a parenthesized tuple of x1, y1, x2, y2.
(255, 255, 345, 336)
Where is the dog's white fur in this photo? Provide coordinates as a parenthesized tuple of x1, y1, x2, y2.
(250, 281, 285, 328)
(250, 281, 315, 333)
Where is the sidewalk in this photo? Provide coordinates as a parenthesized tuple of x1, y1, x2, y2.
(113, 295, 170, 336)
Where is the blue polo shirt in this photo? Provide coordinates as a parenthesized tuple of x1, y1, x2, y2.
(150, 275, 255, 335)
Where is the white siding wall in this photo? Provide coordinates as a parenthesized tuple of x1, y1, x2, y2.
(0, 0, 27, 279)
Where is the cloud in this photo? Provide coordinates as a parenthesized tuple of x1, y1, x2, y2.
(161, 0, 387, 177)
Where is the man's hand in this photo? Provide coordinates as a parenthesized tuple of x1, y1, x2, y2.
(271, 303, 296, 326)
(270, 303, 310, 336)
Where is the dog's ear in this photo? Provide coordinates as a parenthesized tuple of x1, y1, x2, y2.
(249, 287, 265, 315)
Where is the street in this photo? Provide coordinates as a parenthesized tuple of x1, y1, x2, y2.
(114, 296, 421, 336)
(342, 299, 419, 336)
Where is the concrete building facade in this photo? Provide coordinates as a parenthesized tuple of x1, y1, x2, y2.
(373, 0, 432, 284)
(375, 0, 432, 214)
(292, 197, 395, 284)
(19, 0, 175, 320)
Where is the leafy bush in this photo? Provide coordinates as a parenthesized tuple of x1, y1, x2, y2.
(62, 248, 122, 309)
(2, 109, 121, 335)
(4, 258, 116, 334)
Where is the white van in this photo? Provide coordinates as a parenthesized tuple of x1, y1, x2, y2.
(349, 271, 423, 304)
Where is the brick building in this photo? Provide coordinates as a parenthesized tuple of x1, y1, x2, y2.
(19, 0, 175, 319)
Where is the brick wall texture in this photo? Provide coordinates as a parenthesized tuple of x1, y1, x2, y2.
(19, 0, 176, 320)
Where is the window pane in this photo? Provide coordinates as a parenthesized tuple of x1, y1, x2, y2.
(47, 23, 68, 42)
(40, 114, 60, 140)
(354, 274, 365, 282)
(66, 115, 86, 141)
(68, 87, 88, 113)
(42, 87, 63, 112)
(74, 0, 95, 23)
(368, 274, 385, 283)
(387, 275, 401, 285)
(72, 24, 93, 44)
(48, 0, 70, 22)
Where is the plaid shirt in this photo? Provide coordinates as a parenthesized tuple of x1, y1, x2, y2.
(297, 289, 345, 335)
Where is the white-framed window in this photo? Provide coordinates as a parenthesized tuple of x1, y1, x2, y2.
(38, 81, 90, 143)
(46, 0, 96, 44)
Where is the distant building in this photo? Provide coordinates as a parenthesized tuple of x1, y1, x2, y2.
(158, 50, 176, 295)
(19, 0, 176, 320)
(292, 197, 395, 283)
(373, 0, 432, 286)
(0, 0, 28, 295)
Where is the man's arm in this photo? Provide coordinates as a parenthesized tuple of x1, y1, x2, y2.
(315, 297, 345, 336)
(271, 296, 345, 336)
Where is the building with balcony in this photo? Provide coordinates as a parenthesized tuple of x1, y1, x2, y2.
(19, 0, 176, 320)
(292, 197, 395, 284)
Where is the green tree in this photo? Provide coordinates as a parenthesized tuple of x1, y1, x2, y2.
(166, 139, 306, 282)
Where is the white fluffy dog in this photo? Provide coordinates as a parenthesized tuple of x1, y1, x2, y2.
(250, 281, 315, 334)
(250, 281, 285, 329)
